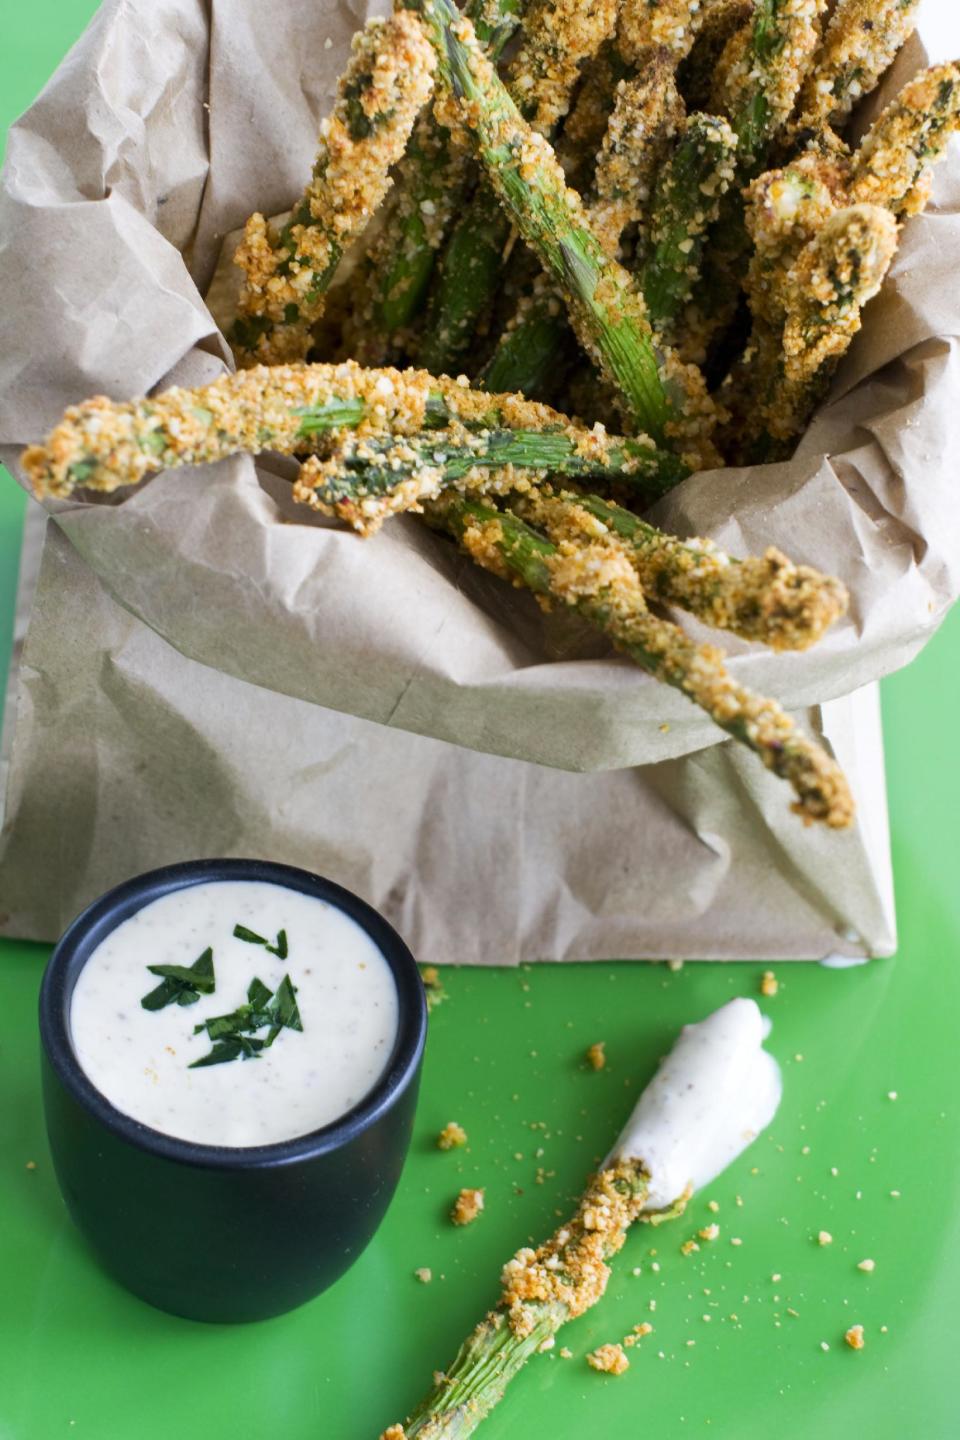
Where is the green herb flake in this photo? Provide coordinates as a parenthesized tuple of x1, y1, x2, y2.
(140, 947, 216, 1011)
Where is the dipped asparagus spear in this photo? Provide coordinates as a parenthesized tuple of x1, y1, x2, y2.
(380, 999, 782, 1439)
(429, 494, 854, 826)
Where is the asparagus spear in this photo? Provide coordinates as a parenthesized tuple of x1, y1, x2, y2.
(736, 203, 899, 461)
(365, 0, 528, 343)
(479, 57, 684, 397)
(21, 362, 622, 499)
(793, 0, 921, 138)
(641, 111, 739, 331)
(619, 0, 708, 67)
(677, 0, 754, 113)
(515, 489, 849, 650)
(849, 63, 960, 220)
(430, 495, 855, 826)
(381, 999, 781, 1439)
(293, 427, 688, 534)
(417, 0, 618, 378)
(229, 14, 436, 368)
(412, 0, 717, 464)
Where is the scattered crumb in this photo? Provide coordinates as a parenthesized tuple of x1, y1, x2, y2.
(818, 1231, 833, 1247)
(451, 1188, 485, 1226)
(560, 1347, 573, 1359)
(820, 1341, 830, 1352)
(771, 1273, 782, 1282)
(857, 1258, 876, 1273)
(659, 722, 670, 733)
(707, 1200, 720, 1213)
(538, 1336, 555, 1353)
(380, 1427, 406, 1440)
(587, 1343, 629, 1375)
(890, 1190, 901, 1199)
(880, 1325, 888, 1335)
(414, 1267, 433, 1284)
(760, 970, 778, 997)
(794, 1054, 805, 1063)
(667, 959, 684, 972)
(421, 966, 448, 1012)
(651, 1261, 661, 1272)
(845, 1324, 865, 1351)
(436, 1121, 467, 1151)
(681, 1239, 701, 1256)
(585, 1041, 606, 1071)
(698, 1224, 720, 1242)
(730, 1237, 742, 1247)
(25, 1161, 37, 1172)
(887, 1091, 898, 1101)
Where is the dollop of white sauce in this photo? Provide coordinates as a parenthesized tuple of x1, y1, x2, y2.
(70, 880, 399, 1148)
(608, 998, 782, 1211)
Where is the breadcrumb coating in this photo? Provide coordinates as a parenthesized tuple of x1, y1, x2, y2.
(679, 0, 754, 113)
(591, 56, 684, 256)
(850, 63, 960, 219)
(21, 362, 577, 499)
(509, 0, 619, 135)
(620, 0, 705, 67)
(794, 0, 921, 136)
(232, 14, 435, 366)
(518, 490, 849, 651)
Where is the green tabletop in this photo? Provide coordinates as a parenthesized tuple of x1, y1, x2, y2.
(2, 7, 959, 1439)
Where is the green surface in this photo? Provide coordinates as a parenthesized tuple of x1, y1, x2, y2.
(2, 5, 960, 1438)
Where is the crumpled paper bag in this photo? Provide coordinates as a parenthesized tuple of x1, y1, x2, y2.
(0, 0, 951, 958)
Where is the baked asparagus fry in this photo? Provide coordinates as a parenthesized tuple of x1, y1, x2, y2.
(515, 489, 849, 650)
(366, 0, 528, 341)
(418, 0, 618, 377)
(738, 203, 899, 460)
(480, 57, 684, 396)
(381, 999, 781, 1439)
(619, 0, 707, 67)
(793, 0, 921, 137)
(21, 363, 641, 499)
(431, 495, 855, 826)
(229, 13, 435, 367)
(413, 0, 716, 462)
(641, 111, 739, 331)
(294, 429, 687, 535)
(677, 0, 754, 113)
(849, 63, 960, 221)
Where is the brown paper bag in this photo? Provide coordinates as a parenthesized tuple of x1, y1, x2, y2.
(0, 1, 953, 959)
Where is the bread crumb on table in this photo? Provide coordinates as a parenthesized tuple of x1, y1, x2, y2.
(818, 1230, 833, 1246)
(845, 1324, 865, 1350)
(451, 1187, 485, 1226)
(437, 1121, 467, 1150)
(698, 1224, 720, 1242)
(585, 1041, 606, 1071)
(857, 1258, 876, 1273)
(586, 1343, 630, 1375)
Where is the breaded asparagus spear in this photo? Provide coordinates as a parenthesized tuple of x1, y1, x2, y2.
(737, 203, 899, 460)
(230, 14, 435, 368)
(21, 362, 632, 499)
(431, 495, 855, 826)
(619, 0, 707, 67)
(418, 0, 618, 377)
(516, 489, 848, 650)
(365, 0, 528, 342)
(641, 111, 739, 331)
(412, 0, 716, 463)
(793, 0, 921, 137)
(480, 57, 685, 397)
(849, 63, 960, 220)
(678, 0, 753, 113)
(293, 427, 687, 534)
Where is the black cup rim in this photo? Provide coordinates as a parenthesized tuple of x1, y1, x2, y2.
(39, 858, 427, 1171)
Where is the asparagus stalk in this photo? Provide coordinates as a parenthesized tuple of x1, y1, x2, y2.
(20, 362, 618, 499)
(677, 0, 754, 113)
(849, 63, 960, 220)
(293, 427, 688, 534)
(619, 0, 707, 67)
(479, 57, 684, 397)
(381, 999, 781, 1439)
(736, 203, 899, 461)
(417, 0, 618, 378)
(793, 0, 922, 138)
(641, 112, 739, 331)
(365, 0, 528, 343)
(412, 0, 716, 463)
(229, 14, 436, 368)
(431, 495, 855, 826)
(515, 489, 849, 650)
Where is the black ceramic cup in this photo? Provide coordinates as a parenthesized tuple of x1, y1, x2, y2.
(39, 858, 427, 1323)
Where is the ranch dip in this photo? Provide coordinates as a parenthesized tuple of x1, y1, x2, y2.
(70, 880, 399, 1147)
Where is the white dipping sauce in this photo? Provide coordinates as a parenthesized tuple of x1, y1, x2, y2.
(609, 998, 782, 1211)
(70, 880, 399, 1147)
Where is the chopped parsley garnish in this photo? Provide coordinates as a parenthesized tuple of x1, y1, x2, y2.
(140, 947, 215, 1011)
(233, 923, 289, 958)
(189, 972, 302, 1069)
